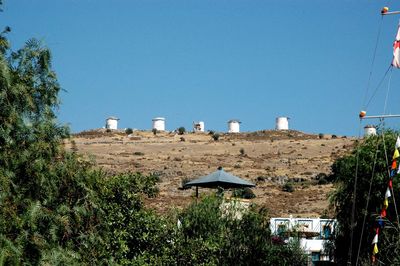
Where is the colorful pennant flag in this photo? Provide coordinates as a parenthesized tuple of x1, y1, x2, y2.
(396, 136, 400, 149)
(371, 137, 399, 262)
(393, 24, 400, 68)
(385, 187, 392, 198)
(373, 243, 379, 254)
(394, 149, 400, 160)
(384, 198, 389, 209)
(372, 233, 378, 244)
(392, 160, 397, 170)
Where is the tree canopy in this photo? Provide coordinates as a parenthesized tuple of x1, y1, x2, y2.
(330, 131, 400, 265)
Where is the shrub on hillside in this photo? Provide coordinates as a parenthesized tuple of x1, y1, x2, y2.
(212, 133, 220, 141)
(282, 182, 294, 192)
(232, 188, 256, 199)
(178, 127, 186, 135)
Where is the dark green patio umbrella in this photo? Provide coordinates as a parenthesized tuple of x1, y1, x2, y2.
(184, 167, 255, 197)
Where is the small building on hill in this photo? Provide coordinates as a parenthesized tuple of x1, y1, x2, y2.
(152, 117, 166, 131)
(105, 116, 119, 130)
(193, 121, 205, 132)
(228, 119, 241, 133)
(276, 117, 289, 130)
(364, 125, 377, 137)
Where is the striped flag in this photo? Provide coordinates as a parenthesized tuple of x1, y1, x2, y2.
(392, 24, 400, 68)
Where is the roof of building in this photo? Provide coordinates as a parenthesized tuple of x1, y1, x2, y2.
(184, 167, 255, 189)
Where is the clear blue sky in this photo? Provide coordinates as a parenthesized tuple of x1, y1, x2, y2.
(3, 0, 400, 135)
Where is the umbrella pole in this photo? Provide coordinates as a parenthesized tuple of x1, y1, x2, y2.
(196, 186, 199, 198)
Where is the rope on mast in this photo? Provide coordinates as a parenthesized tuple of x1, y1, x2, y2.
(355, 124, 383, 266)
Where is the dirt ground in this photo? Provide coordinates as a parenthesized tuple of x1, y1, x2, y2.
(65, 129, 355, 218)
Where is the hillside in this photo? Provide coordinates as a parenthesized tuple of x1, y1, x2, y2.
(65, 129, 355, 217)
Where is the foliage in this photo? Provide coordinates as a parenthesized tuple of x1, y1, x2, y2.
(99, 173, 173, 265)
(0, 31, 165, 265)
(173, 196, 307, 265)
(152, 128, 157, 135)
(0, 35, 108, 264)
(212, 132, 220, 141)
(282, 182, 294, 192)
(232, 188, 256, 199)
(125, 128, 133, 134)
(329, 131, 400, 264)
(177, 126, 185, 135)
(239, 147, 245, 156)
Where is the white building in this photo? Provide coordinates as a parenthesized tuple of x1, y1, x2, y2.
(193, 121, 205, 132)
(276, 117, 290, 130)
(228, 119, 241, 133)
(105, 116, 119, 130)
(152, 117, 166, 131)
(364, 125, 377, 137)
(270, 217, 336, 265)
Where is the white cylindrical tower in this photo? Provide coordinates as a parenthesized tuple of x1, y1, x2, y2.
(193, 121, 205, 132)
(105, 116, 119, 130)
(364, 125, 377, 137)
(228, 120, 240, 133)
(276, 117, 289, 130)
(152, 117, 166, 131)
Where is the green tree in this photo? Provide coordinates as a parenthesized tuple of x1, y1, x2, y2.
(172, 195, 307, 265)
(330, 131, 400, 265)
(0, 32, 168, 264)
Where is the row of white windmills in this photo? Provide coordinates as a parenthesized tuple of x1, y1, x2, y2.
(105, 116, 291, 133)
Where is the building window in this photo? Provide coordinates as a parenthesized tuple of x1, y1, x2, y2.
(277, 224, 286, 236)
(322, 225, 332, 239)
(311, 252, 320, 265)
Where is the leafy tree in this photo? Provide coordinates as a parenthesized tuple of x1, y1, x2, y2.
(172, 195, 307, 265)
(330, 131, 400, 265)
(99, 172, 174, 265)
(0, 30, 165, 265)
(0, 33, 107, 264)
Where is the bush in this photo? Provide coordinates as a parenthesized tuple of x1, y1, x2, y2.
(318, 177, 329, 185)
(152, 128, 157, 135)
(125, 128, 133, 134)
(180, 177, 192, 189)
(178, 127, 186, 135)
(240, 147, 245, 155)
(282, 182, 294, 192)
(212, 133, 220, 141)
(174, 196, 307, 265)
(232, 188, 256, 199)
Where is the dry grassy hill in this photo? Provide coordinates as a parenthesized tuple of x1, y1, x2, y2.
(64, 129, 355, 218)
